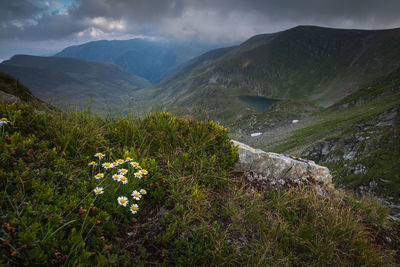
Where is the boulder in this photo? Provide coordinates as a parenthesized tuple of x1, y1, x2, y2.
(231, 140, 333, 187)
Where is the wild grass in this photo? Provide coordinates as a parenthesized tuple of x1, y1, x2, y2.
(1, 102, 399, 266)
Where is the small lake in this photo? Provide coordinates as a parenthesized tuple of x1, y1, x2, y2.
(237, 95, 278, 112)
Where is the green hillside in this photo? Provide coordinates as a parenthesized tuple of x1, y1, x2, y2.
(141, 26, 400, 123)
(0, 72, 46, 106)
(1, 78, 399, 265)
(0, 55, 151, 113)
(231, 67, 400, 214)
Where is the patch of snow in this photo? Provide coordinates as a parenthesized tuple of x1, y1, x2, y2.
(250, 132, 262, 137)
(292, 120, 299, 124)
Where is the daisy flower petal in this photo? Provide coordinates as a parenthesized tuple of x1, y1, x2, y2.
(117, 196, 128, 206)
(0, 118, 10, 126)
(102, 162, 113, 169)
(94, 153, 105, 159)
(94, 187, 104, 195)
(95, 173, 104, 179)
(134, 172, 142, 179)
(130, 204, 139, 214)
(130, 162, 139, 168)
(131, 190, 141, 200)
(118, 168, 128, 175)
(140, 189, 147, 195)
(112, 174, 121, 181)
(119, 176, 128, 184)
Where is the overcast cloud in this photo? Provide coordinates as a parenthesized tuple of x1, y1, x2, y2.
(1, 0, 400, 60)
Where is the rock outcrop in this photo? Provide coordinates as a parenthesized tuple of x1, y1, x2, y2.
(232, 140, 333, 190)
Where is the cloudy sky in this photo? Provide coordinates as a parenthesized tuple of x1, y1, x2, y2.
(1, 0, 400, 61)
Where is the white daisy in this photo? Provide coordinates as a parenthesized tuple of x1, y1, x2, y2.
(94, 153, 105, 159)
(102, 162, 113, 169)
(119, 176, 128, 184)
(130, 204, 139, 214)
(140, 189, 147, 195)
(130, 161, 139, 168)
(94, 173, 104, 179)
(117, 196, 128, 206)
(125, 157, 133, 162)
(137, 166, 142, 170)
(94, 187, 104, 195)
(0, 118, 10, 126)
(131, 190, 141, 200)
(88, 161, 97, 166)
(140, 169, 148, 175)
(134, 172, 142, 179)
(116, 159, 125, 165)
(112, 174, 120, 181)
(119, 168, 128, 175)
(112, 161, 118, 167)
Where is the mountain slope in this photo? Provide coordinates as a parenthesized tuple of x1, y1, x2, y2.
(229, 67, 400, 217)
(144, 25, 400, 123)
(55, 39, 220, 83)
(0, 72, 46, 106)
(0, 55, 151, 112)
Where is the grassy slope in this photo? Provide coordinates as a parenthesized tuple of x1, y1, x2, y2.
(1, 78, 399, 265)
(265, 68, 400, 202)
(141, 26, 400, 123)
(0, 55, 151, 113)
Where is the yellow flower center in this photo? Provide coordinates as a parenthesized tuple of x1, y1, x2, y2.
(132, 206, 137, 211)
(118, 159, 123, 163)
(121, 169, 126, 172)
(137, 166, 142, 169)
(133, 162, 138, 165)
(135, 173, 141, 177)
(141, 190, 146, 194)
(121, 176, 126, 181)
(141, 170, 146, 173)
(126, 157, 131, 160)
(96, 189, 101, 193)
(134, 193, 139, 197)
(97, 153, 103, 156)
(112, 162, 117, 165)
(1, 118, 7, 121)
(96, 173, 102, 177)
(120, 199, 125, 203)
(105, 163, 110, 167)
(90, 161, 95, 164)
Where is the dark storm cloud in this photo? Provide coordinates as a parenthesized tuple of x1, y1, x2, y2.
(1, 0, 400, 45)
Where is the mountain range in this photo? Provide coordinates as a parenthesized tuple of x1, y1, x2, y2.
(55, 39, 220, 83)
(0, 55, 151, 112)
(135, 26, 400, 123)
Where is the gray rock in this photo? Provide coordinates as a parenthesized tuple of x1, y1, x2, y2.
(232, 140, 333, 187)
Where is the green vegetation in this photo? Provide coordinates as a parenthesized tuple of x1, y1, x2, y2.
(139, 26, 400, 123)
(265, 68, 400, 203)
(0, 55, 151, 113)
(1, 99, 399, 265)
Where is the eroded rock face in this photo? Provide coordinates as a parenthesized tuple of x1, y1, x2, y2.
(231, 140, 333, 188)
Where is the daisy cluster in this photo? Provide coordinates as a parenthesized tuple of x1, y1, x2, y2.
(0, 117, 10, 126)
(90, 153, 149, 214)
